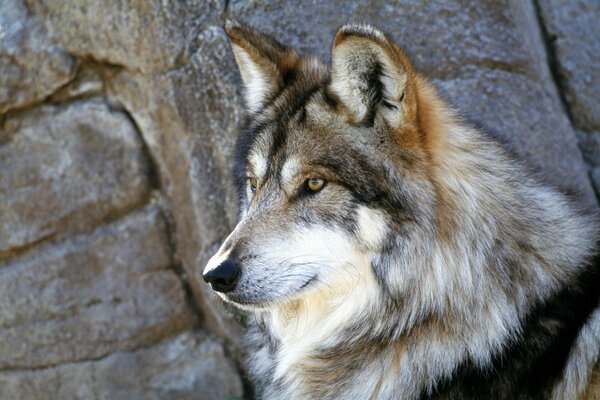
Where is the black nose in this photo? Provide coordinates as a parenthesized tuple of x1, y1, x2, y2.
(203, 259, 240, 293)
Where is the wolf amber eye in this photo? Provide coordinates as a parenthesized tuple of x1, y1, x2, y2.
(306, 177, 325, 192)
(248, 177, 258, 193)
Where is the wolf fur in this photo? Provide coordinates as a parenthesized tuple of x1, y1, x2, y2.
(203, 20, 600, 399)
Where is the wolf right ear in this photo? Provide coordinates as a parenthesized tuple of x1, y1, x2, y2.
(329, 24, 416, 128)
(225, 20, 302, 114)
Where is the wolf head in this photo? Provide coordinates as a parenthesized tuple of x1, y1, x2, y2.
(202, 21, 595, 338)
(203, 21, 436, 309)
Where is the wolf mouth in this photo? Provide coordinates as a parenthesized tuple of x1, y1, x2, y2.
(221, 274, 318, 308)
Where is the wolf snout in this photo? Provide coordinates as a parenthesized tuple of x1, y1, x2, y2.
(203, 258, 240, 293)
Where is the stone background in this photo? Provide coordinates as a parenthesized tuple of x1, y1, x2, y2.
(0, 1, 598, 399)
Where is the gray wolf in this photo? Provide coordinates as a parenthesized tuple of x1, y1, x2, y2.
(203, 20, 600, 399)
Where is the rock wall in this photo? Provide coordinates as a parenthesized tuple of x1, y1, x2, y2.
(0, 1, 598, 398)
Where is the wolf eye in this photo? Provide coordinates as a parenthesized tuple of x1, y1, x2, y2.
(306, 177, 325, 192)
(248, 177, 258, 193)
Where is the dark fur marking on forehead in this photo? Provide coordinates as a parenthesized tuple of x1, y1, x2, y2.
(258, 84, 324, 180)
(233, 64, 323, 194)
(233, 118, 270, 196)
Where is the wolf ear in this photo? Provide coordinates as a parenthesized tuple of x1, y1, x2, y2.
(329, 24, 414, 128)
(225, 20, 301, 114)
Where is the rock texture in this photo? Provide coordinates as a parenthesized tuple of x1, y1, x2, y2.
(0, 0, 598, 398)
(0, 206, 193, 369)
(0, 100, 149, 254)
(0, 0, 77, 114)
(536, 0, 600, 131)
(0, 331, 243, 400)
(535, 0, 600, 207)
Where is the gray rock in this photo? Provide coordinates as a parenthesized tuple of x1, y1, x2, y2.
(22, 0, 246, 346)
(537, 0, 600, 131)
(0, 99, 150, 254)
(25, 0, 224, 73)
(590, 167, 600, 197)
(592, 167, 600, 196)
(0, 0, 77, 113)
(0, 331, 243, 400)
(0, 206, 196, 369)
(576, 130, 600, 167)
(104, 25, 246, 348)
(158, 23, 246, 320)
(50, 66, 104, 103)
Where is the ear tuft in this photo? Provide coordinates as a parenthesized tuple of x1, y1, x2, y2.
(224, 21, 301, 114)
(223, 18, 241, 32)
(330, 24, 413, 127)
(334, 23, 388, 44)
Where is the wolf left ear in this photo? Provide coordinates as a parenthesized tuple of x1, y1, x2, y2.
(225, 20, 302, 114)
(329, 24, 415, 128)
